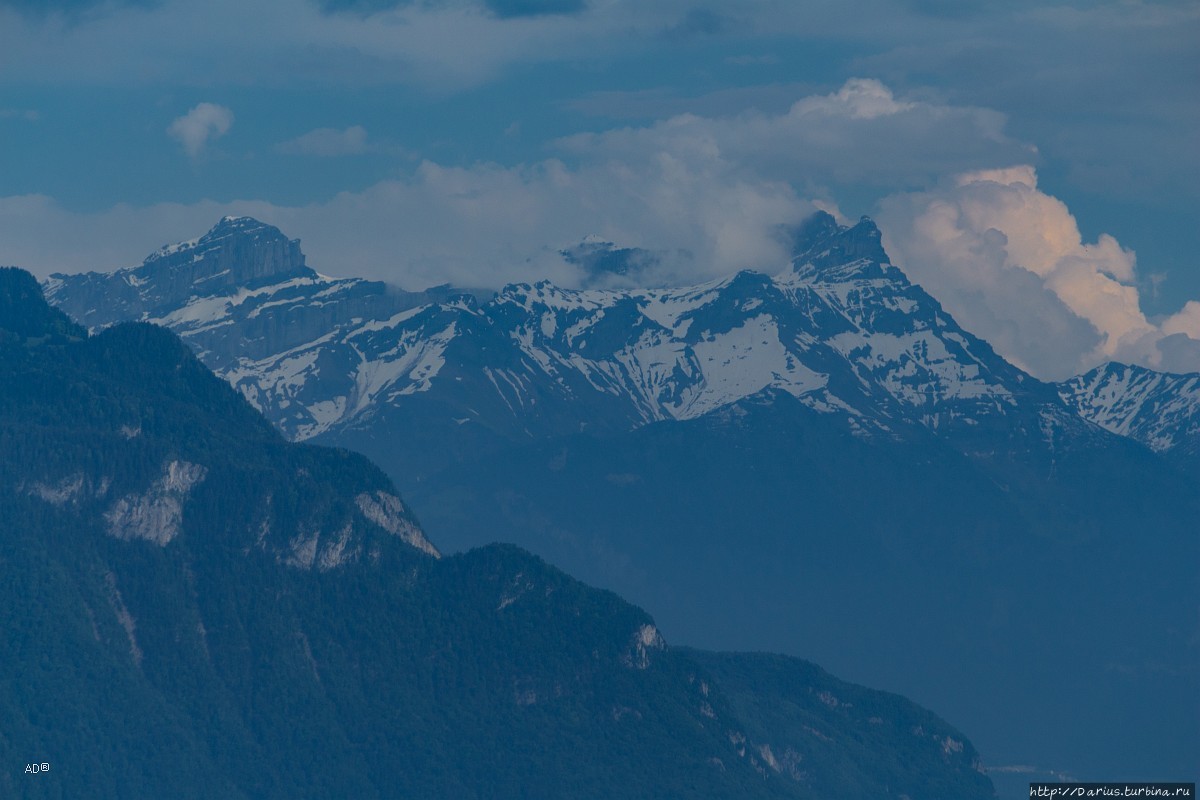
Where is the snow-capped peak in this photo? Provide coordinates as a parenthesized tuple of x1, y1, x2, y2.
(45, 213, 1064, 448)
(46, 216, 326, 339)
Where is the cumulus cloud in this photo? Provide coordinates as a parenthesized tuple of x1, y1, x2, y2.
(0, 193, 237, 276)
(167, 102, 233, 158)
(0, 80, 1032, 289)
(877, 165, 1200, 379)
(1, 0, 1193, 218)
(1162, 302, 1200, 339)
(561, 79, 1033, 193)
(275, 125, 371, 156)
(4, 78, 1197, 381)
(0, 0, 652, 90)
(0, 80, 1044, 295)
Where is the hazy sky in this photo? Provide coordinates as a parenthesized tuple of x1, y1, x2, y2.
(1, 0, 1197, 378)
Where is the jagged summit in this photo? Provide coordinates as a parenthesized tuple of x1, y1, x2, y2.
(219, 214, 269, 228)
(559, 237, 665, 288)
(787, 212, 894, 283)
(787, 209, 842, 251)
(140, 215, 311, 289)
(44, 217, 325, 336)
(204, 215, 291, 244)
(45, 211, 1044, 445)
(148, 215, 285, 258)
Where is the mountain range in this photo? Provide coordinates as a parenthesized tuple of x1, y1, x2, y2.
(0, 266, 995, 799)
(45, 215, 1200, 474)
(44, 215, 1200, 791)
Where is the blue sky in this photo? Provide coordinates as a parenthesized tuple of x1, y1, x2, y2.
(1, 0, 1197, 378)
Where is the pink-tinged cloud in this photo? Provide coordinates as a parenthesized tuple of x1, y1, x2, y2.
(878, 166, 1200, 378)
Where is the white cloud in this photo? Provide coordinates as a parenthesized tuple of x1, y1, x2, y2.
(877, 165, 1200, 379)
(1, 80, 1030, 289)
(1162, 301, 1200, 339)
(0, 0, 1191, 220)
(560, 79, 1033, 193)
(4, 77, 1197, 381)
(0, 0, 669, 90)
(793, 77, 912, 119)
(275, 125, 370, 157)
(0, 193, 242, 275)
(0, 153, 811, 291)
(167, 102, 233, 158)
(23, 81, 1003, 287)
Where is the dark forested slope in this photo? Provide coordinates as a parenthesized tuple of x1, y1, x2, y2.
(0, 267, 993, 798)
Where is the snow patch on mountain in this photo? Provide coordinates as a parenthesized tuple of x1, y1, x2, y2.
(680, 314, 825, 416)
(1060, 362, 1200, 453)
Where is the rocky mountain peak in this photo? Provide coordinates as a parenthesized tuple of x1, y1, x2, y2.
(211, 214, 278, 235)
(142, 216, 312, 290)
(788, 209, 842, 250)
(560, 238, 660, 284)
(787, 212, 894, 282)
(44, 218, 322, 332)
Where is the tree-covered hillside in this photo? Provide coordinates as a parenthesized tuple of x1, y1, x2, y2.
(0, 267, 993, 799)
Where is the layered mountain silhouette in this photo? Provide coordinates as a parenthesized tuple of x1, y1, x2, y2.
(45, 216, 1200, 788)
(0, 266, 995, 799)
(49, 214, 1066, 458)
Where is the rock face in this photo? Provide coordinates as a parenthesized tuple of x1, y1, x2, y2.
(105, 460, 208, 545)
(49, 216, 310, 327)
(0, 267, 995, 800)
(355, 490, 439, 557)
(46, 217, 464, 379)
